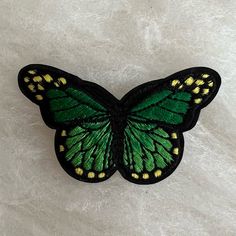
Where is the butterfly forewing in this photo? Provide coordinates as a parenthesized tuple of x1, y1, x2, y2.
(128, 69, 220, 129)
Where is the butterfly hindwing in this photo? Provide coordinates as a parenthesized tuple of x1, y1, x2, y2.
(55, 120, 116, 182)
(119, 120, 183, 184)
(18, 65, 117, 182)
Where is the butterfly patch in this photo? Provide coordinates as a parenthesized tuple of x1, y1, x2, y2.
(18, 65, 221, 184)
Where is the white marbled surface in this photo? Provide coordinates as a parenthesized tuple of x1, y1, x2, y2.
(0, 0, 236, 235)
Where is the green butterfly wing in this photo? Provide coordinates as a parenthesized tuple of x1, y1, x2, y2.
(44, 87, 110, 127)
(130, 89, 192, 125)
(121, 120, 182, 183)
(129, 72, 218, 127)
(56, 120, 115, 181)
(18, 65, 116, 182)
(121, 69, 221, 183)
(18, 66, 108, 127)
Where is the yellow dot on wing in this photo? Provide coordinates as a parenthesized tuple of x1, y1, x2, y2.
(173, 148, 179, 155)
(54, 82, 60, 87)
(208, 81, 213, 87)
(33, 76, 42, 82)
(194, 98, 202, 104)
(35, 94, 43, 101)
(37, 84, 44, 90)
(43, 74, 53, 83)
(142, 173, 149, 179)
(24, 77, 30, 83)
(58, 77, 67, 85)
(195, 79, 204, 86)
(192, 87, 200, 94)
(131, 173, 139, 179)
(28, 84, 35, 92)
(202, 88, 209, 95)
(75, 168, 83, 176)
(154, 170, 162, 177)
(61, 130, 67, 136)
(59, 145, 65, 152)
(28, 70, 36, 75)
(185, 76, 194, 86)
(98, 172, 105, 178)
(178, 84, 183, 89)
(202, 74, 209, 78)
(171, 133, 177, 139)
(88, 172, 95, 178)
(171, 80, 180, 87)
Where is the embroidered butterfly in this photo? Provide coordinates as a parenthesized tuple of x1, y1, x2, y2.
(18, 65, 221, 184)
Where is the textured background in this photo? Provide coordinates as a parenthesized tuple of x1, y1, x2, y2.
(0, 0, 235, 235)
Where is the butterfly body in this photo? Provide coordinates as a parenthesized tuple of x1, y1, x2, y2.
(18, 65, 221, 184)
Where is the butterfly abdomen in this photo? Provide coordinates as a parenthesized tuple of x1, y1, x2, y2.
(110, 108, 128, 167)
